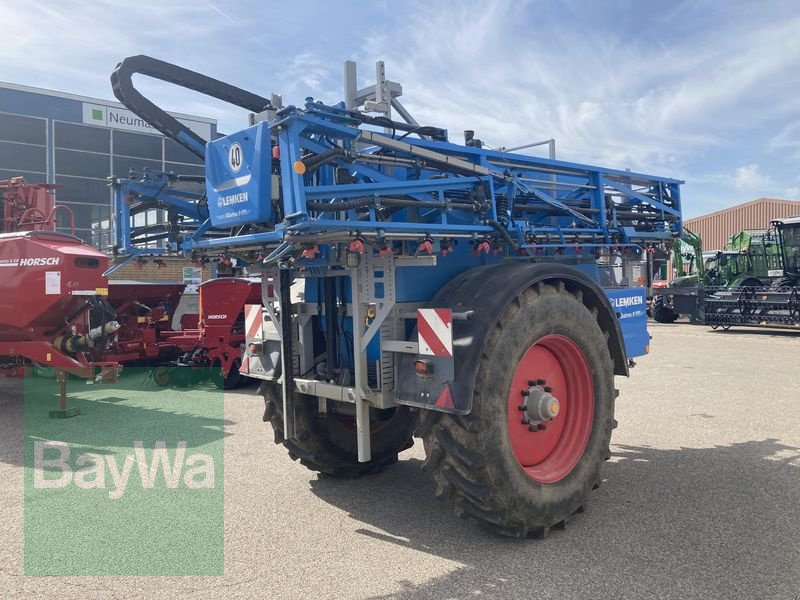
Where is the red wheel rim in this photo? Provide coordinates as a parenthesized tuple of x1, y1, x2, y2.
(507, 334, 594, 484)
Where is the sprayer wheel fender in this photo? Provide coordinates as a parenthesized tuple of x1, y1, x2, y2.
(420, 281, 615, 538)
(652, 294, 678, 323)
(263, 385, 418, 478)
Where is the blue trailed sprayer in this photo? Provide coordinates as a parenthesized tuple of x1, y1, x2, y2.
(109, 56, 682, 537)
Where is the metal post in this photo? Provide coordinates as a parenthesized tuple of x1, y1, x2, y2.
(49, 369, 79, 418)
(278, 267, 296, 439)
(375, 61, 387, 114)
(349, 259, 371, 462)
(58, 371, 67, 411)
(344, 61, 358, 111)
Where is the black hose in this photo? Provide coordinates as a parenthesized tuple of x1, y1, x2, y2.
(300, 147, 347, 172)
(380, 197, 476, 210)
(307, 196, 477, 213)
(111, 55, 271, 159)
(487, 219, 521, 250)
(307, 197, 373, 212)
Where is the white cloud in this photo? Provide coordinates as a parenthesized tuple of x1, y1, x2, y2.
(2, 0, 800, 216)
(785, 187, 800, 199)
(769, 121, 800, 160)
(732, 164, 774, 190)
(356, 1, 800, 193)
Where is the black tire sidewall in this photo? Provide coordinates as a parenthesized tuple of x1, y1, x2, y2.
(308, 404, 416, 464)
(475, 289, 614, 519)
(264, 386, 418, 474)
(652, 295, 677, 323)
(223, 358, 242, 389)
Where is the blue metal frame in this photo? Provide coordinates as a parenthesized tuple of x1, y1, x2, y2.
(110, 170, 213, 261)
(111, 97, 683, 264)
(199, 99, 681, 255)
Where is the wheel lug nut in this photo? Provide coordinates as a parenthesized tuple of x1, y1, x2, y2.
(538, 423, 546, 431)
(544, 386, 553, 393)
(521, 417, 531, 425)
(518, 404, 527, 411)
(521, 390, 530, 397)
(528, 424, 538, 432)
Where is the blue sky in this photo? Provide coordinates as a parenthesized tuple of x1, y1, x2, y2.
(2, 0, 799, 218)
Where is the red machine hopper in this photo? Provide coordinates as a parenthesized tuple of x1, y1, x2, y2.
(158, 277, 261, 388)
(0, 231, 117, 378)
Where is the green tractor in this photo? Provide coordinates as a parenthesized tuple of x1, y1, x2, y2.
(709, 230, 782, 288)
(765, 217, 800, 288)
(651, 228, 782, 323)
(650, 230, 702, 323)
(704, 217, 800, 330)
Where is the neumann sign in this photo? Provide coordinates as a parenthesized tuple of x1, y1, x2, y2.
(82, 102, 213, 140)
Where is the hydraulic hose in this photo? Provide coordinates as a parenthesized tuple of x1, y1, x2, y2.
(306, 196, 478, 213)
(111, 55, 272, 159)
(295, 148, 347, 174)
(306, 197, 373, 212)
(487, 219, 521, 250)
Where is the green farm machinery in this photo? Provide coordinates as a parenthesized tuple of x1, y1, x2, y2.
(704, 218, 800, 330)
(652, 227, 784, 323)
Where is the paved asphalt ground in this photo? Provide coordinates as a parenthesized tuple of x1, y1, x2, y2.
(1, 321, 799, 599)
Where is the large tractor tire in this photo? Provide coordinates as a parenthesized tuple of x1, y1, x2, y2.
(263, 384, 418, 478)
(211, 358, 243, 390)
(652, 294, 678, 323)
(420, 282, 615, 538)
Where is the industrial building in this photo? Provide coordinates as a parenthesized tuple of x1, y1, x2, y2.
(685, 197, 800, 250)
(0, 81, 216, 248)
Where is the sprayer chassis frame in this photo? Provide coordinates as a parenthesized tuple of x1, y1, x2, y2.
(258, 252, 444, 461)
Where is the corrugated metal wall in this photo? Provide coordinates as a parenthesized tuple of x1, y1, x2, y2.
(685, 198, 800, 250)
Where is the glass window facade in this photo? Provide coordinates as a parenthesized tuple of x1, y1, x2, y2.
(0, 112, 47, 146)
(0, 112, 48, 185)
(0, 90, 213, 250)
(48, 120, 206, 247)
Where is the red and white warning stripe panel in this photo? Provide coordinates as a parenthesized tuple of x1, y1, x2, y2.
(417, 308, 453, 357)
(244, 304, 262, 340)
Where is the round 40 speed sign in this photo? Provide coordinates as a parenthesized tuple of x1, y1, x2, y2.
(228, 142, 243, 173)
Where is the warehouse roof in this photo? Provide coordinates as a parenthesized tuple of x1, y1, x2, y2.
(685, 198, 800, 251)
(687, 198, 800, 222)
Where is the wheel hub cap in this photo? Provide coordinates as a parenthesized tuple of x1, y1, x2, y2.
(523, 385, 560, 424)
(507, 334, 594, 484)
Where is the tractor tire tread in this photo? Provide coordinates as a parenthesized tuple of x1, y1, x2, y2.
(264, 390, 416, 478)
(420, 283, 614, 537)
